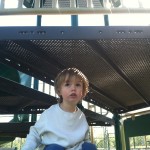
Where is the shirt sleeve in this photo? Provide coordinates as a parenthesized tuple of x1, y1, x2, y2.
(21, 125, 42, 150)
(21, 110, 47, 150)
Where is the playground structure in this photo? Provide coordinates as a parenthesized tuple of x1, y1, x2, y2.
(0, 0, 150, 150)
(0, 0, 150, 15)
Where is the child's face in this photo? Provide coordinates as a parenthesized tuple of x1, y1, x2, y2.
(59, 76, 83, 105)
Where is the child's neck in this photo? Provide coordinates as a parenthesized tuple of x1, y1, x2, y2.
(59, 103, 77, 113)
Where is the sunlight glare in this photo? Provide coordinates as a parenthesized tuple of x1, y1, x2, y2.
(4, 0, 18, 8)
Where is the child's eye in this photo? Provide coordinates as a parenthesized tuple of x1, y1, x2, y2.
(64, 83, 70, 86)
(76, 83, 81, 87)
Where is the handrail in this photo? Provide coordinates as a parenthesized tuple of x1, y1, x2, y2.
(1, 8, 150, 16)
(0, 0, 150, 15)
(121, 109, 150, 119)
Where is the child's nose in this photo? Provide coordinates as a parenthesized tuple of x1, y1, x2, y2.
(71, 84, 76, 90)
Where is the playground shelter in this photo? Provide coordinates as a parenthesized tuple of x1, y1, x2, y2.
(0, 0, 150, 149)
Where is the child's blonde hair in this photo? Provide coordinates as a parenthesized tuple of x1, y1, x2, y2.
(54, 68, 89, 99)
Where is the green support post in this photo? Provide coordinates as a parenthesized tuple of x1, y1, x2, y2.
(71, 15, 78, 26)
(104, 15, 109, 26)
(31, 78, 39, 122)
(31, 114, 37, 122)
(113, 113, 122, 150)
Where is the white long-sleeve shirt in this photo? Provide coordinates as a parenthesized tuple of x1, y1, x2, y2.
(22, 103, 90, 150)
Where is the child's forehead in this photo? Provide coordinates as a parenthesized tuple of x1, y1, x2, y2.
(64, 75, 82, 82)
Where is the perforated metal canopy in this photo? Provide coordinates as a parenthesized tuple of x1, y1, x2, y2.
(0, 26, 150, 119)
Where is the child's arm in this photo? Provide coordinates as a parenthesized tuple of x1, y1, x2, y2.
(21, 111, 47, 150)
(21, 125, 42, 150)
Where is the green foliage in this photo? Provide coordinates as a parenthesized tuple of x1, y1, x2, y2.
(95, 137, 116, 149)
(130, 135, 150, 149)
(0, 138, 25, 150)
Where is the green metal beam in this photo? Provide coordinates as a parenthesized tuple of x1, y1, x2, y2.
(114, 114, 122, 150)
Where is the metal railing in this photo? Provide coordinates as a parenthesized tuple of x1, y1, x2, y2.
(0, 0, 150, 15)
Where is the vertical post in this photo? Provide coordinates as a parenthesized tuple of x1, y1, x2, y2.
(18, 0, 24, 8)
(31, 77, 39, 122)
(133, 137, 135, 148)
(71, 15, 78, 26)
(87, 0, 93, 8)
(37, 0, 42, 27)
(52, 0, 58, 8)
(145, 136, 147, 148)
(33, 77, 38, 87)
(90, 125, 94, 143)
(113, 113, 122, 150)
(71, 0, 78, 26)
(34, 0, 40, 8)
(70, 0, 76, 8)
(120, 121, 127, 150)
(108, 133, 110, 150)
(34, 0, 42, 122)
(104, 15, 109, 26)
(13, 114, 19, 122)
(0, 0, 5, 9)
(31, 113, 37, 122)
(37, 15, 42, 26)
(125, 135, 130, 150)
